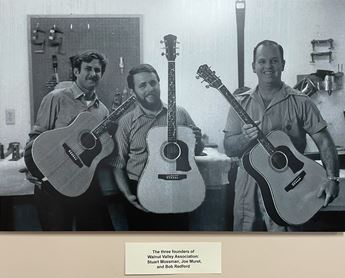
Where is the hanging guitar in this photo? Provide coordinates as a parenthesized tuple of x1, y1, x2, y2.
(196, 64, 327, 226)
(25, 95, 136, 197)
(137, 34, 206, 213)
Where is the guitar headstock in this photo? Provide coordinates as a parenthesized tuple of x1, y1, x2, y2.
(161, 34, 179, 61)
(196, 64, 223, 89)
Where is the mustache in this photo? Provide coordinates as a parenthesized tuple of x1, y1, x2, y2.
(88, 76, 99, 81)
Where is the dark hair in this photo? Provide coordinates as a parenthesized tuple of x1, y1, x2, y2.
(253, 40, 284, 63)
(70, 50, 108, 80)
(127, 64, 160, 90)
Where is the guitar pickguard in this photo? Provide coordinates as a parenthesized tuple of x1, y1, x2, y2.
(79, 139, 102, 167)
(275, 145, 304, 173)
(176, 140, 191, 171)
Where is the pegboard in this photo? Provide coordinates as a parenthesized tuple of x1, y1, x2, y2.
(28, 15, 141, 123)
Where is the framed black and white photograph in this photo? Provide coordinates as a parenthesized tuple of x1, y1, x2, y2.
(0, 0, 344, 277)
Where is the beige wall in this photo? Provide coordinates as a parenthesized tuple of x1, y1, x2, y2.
(1, 0, 345, 152)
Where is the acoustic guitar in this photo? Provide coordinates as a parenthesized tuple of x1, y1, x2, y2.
(25, 95, 136, 197)
(196, 64, 326, 226)
(137, 34, 206, 213)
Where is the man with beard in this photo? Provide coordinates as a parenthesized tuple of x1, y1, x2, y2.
(26, 50, 113, 231)
(111, 63, 204, 230)
(223, 40, 339, 231)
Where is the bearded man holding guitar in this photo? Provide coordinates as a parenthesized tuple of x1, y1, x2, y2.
(25, 50, 114, 231)
(111, 61, 204, 231)
(223, 40, 339, 231)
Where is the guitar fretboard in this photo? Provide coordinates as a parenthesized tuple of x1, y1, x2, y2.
(168, 61, 177, 142)
(92, 95, 136, 138)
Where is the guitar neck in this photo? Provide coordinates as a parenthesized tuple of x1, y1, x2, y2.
(217, 84, 275, 154)
(92, 95, 136, 137)
(167, 61, 177, 142)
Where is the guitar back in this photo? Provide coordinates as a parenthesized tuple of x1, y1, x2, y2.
(243, 130, 325, 226)
(32, 112, 114, 197)
(137, 126, 206, 213)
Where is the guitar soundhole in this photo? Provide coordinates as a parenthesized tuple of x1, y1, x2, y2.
(163, 142, 181, 161)
(270, 151, 288, 170)
(80, 132, 96, 150)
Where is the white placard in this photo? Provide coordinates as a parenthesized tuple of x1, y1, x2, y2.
(125, 242, 221, 275)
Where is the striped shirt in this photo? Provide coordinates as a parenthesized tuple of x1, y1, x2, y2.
(111, 102, 197, 180)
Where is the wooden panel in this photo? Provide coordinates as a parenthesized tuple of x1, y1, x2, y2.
(29, 16, 141, 122)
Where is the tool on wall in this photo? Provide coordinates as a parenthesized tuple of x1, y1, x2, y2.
(310, 38, 334, 63)
(294, 69, 343, 96)
(294, 75, 319, 97)
(311, 39, 334, 51)
(310, 51, 333, 63)
(236, 0, 246, 89)
(111, 88, 123, 111)
(119, 56, 125, 74)
(46, 54, 60, 90)
(48, 24, 65, 54)
(0, 143, 4, 159)
(31, 22, 46, 54)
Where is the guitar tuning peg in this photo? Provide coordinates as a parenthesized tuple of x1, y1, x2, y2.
(161, 52, 165, 56)
(206, 85, 210, 88)
(160, 40, 165, 44)
(176, 41, 180, 44)
(196, 76, 200, 79)
(176, 53, 180, 56)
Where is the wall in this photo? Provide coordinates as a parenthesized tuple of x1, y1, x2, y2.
(1, 0, 345, 152)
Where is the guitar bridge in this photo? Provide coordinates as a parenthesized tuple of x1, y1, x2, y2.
(63, 143, 83, 168)
(285, 170, 306, 192)
(158, 174, 187, 180)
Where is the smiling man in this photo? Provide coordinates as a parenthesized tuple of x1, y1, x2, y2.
(223, 40, 339, 231)
(110, 63, 204, 230)
(26, 50, 113, 231)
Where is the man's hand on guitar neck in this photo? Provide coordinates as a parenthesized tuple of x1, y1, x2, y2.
(242, 120, 261, 141)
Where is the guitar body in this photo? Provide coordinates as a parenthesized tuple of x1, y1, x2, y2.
(242, 130, 326, 226)
(137, 126, 206, 213)
(31, 112, 114, 197)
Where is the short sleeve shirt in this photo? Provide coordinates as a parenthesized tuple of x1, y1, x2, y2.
(224, 83, 327, 153)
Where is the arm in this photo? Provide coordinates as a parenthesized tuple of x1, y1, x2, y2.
(190, 125, 204, 155)
(25, 92, 58, 182)
(110, 116, 146, 210)
(224, 121, 260, 157)
(224, 132, 250, 157)
(178, 106, 204, 155)
(310, 129, 339, 207)
(113, 168, 145, 210)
